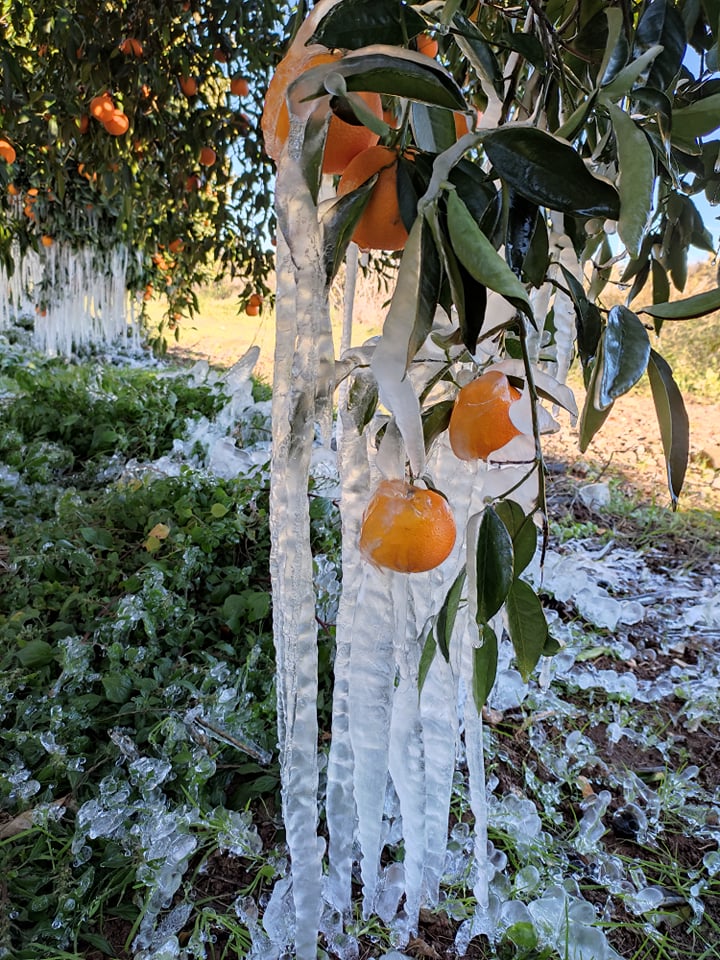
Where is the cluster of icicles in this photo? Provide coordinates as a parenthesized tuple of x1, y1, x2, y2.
(0, 201, 140, 356)
(268, 128, 580, 957)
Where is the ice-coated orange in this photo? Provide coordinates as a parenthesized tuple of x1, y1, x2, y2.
(448, 369, 522, 461)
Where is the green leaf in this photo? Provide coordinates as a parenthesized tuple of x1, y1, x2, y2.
(446, 190, 533, 322)
(210, 502, 229, 518)
(598, 7, 629, 86)
(600, 44, 665, 100)
(451, 13, 504, 95)
(309, 0, 426, 50)
(505, 579, 548, 682)
(560, 264, 602, 366)
(291, 48, 466, 112)
(483, 126, 620, 219)
(607, 103, 655, 260)
(647, 349, 689, 508)
(422, 399, 454, 452)
(523, 207, 550, 288)
(671, 92, 720, 141)
(17, 639, 55, 668)
(411, 102, 457, 153)
(638, 284, 720, 320)
(505, 191, 539, 279)
(651, 258, 670, 312)
(472, 624, 498, 713)
(596, 305, 651, 409)
(102, 672, 134, 704)
(579, 349, 614, 453)
(494, 500, 538, 577)
(223, 590, 271, 631)
(475, 506, 514, 624)
(435, 568, 466, 661)
(320, 175, 377, 284)
(506, 922, 539, 951)
(633, 0, 687, 92)
(418, 629, 437, 695)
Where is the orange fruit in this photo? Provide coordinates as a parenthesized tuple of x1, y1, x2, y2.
(245, 303, 260, 316)
(103, 109, 129, 135)
(185, 174, 201, 191)
(214, 48, 228, 63)
(90, 93, 114, 122)
(416, 33, 439, 58)
(23, 204, 35, 220)
(143, 283, 153, 301)
(248, 292, 263, 307)
(119, 38, 143, 57)
(359, 479, 456, 573)
(41, 235, 53, 247)
(7, 183, 18, 195)
(179, 76, 198, 97)
(77, 114, 90, 134)
(336, 145, 409, 251)
(168, 238, 184, 254)
(199, 146, 216, 166)
(448, 370, 523, 461)
(0, 138, 16, 163)
(261, 48, 382, 172)
(230, 76, 249, 96)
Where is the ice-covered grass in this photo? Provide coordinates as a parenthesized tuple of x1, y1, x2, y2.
(1, 340, 720, 959)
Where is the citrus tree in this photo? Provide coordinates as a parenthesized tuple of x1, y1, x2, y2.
(0, 0, 288, 347)
(264, 0, 720, 956)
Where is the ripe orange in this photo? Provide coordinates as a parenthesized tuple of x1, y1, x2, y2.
(245, 303, 260, 316)
(90, 93, 114, 122)
(143, 284, 153, 301)
(119, 38, 143, 57)
(7, 183, 18, 196)
(199, 146, 216, 166)
(77, 114, 90, 134)
(261, 49, 382, 173)
(248, 292, 263, 307)
(168, 238, 184, 254)
(336, 145, 409, 251)
(448, 370, 523, 461)
(416, 33, 439, 58)
(185, 174, 201, 191)
(103, 109, 129, 135)
(230, 76, 249, 96)
(179, 76, 198, 97)
(359, 479, 456, 573)
(0, 138, 16, 163)
(23, 204, 35, 220)
(40, 235, 54, 247)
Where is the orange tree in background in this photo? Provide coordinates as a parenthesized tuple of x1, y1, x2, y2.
(0, 0, 292, 346)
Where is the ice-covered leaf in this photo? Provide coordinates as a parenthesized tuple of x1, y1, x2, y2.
(300, 101, 331, 202)
(598, 7, 629, 86)
(309, 0, 426, 50)
(560, 264, 602, 366)
(599, 44, 664, 100)
(579, 350, 613, 453)
(607, 103, 655, 260)
(422, 399, 454, 452)
(638, 285, 720, 320)
(451, 13, 504, 95)
(435, 568, 466, 662)
(472, 624, 498, 713)
(446, 190, 533, 322)
(371, 218, 429, 475)
(475, 505, 514, 624)
(647, 349, 689, 508)
(505, 579, 548, 682)
(482, 126, 620, 219)
(633, 0, 686, 92)
(596, 305, 651, 410)
(506, 191, 538, 280)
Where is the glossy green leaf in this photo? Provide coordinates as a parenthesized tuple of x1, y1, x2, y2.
(418, 629, 437, 696)
(633, 0, 687, 91)
(436, 568, 466, 661)
(456, 260, 488, 354)
(559, 265, 602, 366)
(17, 639, 55, 668)
(472, 624, 498, 713)
(452, 13, 504, 95)
(475, 506, 514, 624)
(411, 102, 457, 153)
(598, 7, 629, 86)
(555, 93, 598, 141)
(300, 101, 331, 203)
(446, 190, 533, 322)
(647, 349, 689, 508)
(651, 258, 670, 309)
(506, 191, 538, 279)
(523, 209, 549, 288)
(639, 285, 720, 319)
(671, 93, 720, 140)
(607, 103, 655, 260)
(401, 217, 442, 364)
(505, 579, 548, 682)
(309, 0, 426, 50)
(579, 350, 614, 453)
(422, 399, 454, 452)
(291, 48, 466, 111)
(596, 305, 651, 409)
(494, 499, 538, 577)
(320, 175, 377, 284)
(482, 126, 620, 219)
(448, 159, 501, 238)
(600, 44, 665, 99)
